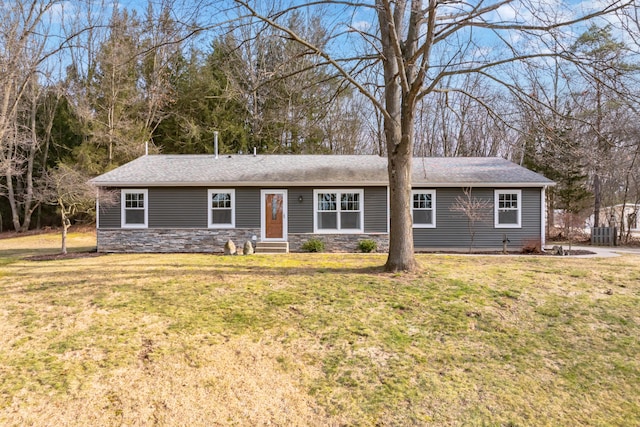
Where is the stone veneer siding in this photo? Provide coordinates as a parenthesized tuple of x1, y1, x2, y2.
(97, 228, 261, 253)
(288, 233, 389, 253)
(97, 229, 389, 253)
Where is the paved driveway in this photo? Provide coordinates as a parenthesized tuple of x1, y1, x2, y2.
(561, 245, 640, 258)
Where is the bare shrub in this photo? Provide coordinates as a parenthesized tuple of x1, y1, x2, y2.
(521, 238, 543, 254)
(450, 188, 493, 253)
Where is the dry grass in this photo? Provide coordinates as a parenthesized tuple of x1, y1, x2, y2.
(0, 232, 639, 426)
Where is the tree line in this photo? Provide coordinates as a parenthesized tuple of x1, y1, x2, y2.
(1, 0, 639, 266)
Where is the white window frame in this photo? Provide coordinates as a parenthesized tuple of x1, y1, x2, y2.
(313, 189, 364, 233)
(411, 190, 436, 228)
(121, 189, 148, 229)
(495, 189, 522, 228)
(208, 189, 236, 229)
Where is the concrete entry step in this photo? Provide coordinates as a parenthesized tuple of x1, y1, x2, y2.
(255, 241, 289, 254)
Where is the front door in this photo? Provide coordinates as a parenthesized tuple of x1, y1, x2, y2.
(262, 190, 287, 240)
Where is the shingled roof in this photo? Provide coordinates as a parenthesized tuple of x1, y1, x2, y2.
(90, 154, 554, 187)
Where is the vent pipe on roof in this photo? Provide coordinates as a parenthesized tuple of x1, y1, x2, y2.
(214, 131, 219, 159)
(253, 147, 256, 157)
(145, 141, 148, 156)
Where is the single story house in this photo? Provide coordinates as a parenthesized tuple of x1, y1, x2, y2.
(90, 154, 554, 253)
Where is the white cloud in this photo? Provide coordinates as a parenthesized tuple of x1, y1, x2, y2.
(351, 20, 372, 32)
(493, 3, 519, 22)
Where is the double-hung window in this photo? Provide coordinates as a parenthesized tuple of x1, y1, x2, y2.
(121, 189, 148, 228)
(412, 190, 436, 228)
(495, 190, 521, 228)
(314, 189, 363, 233)
(208, 189, 235, 228)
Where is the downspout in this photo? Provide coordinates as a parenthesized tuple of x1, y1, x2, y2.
(95, 189, 100, 252)
(541, 186, 547, 250)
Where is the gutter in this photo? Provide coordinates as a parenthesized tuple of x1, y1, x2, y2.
(541, 186, 548, 250)
(89, 181, 556, 188)
(89, 180, 391, 187)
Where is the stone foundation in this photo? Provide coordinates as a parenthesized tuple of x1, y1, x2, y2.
(97, 228, 390, 253)
(288, 233, 389, 253)
(97, 228, 261, 253)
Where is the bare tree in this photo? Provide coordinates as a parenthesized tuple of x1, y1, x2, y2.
(414, 74, 513, 158)
(450, 188, 493, 253)
(225, 0, 632, 271)
(0, 0, 62, 231)
(42, 164, 100, 254)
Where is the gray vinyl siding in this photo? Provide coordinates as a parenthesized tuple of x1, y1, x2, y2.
(413, 187, 542, 249)
(98, 189, 121, 228)
(364, 187, 388, 233)
(235, 188, 260, 228)
(288, 188, 314, 233)
(98, 187, 260, 229)
(148, 188, 207, 228)
(98, 186, 389, 232)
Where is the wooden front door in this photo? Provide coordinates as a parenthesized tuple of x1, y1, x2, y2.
(263, 191, 286, 240)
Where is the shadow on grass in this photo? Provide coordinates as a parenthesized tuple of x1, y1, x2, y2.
(0, 246, 97, 260)
(209, 263, 385, 275)
(10, 258, 385, 276)
(23, 249, 100, 261)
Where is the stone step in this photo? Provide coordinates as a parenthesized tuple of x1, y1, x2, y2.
(255, 241, 289, 254)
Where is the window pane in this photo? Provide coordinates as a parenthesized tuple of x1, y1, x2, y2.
(318, 212, 337, 229)
(340, 212, 360, 229)
(212, 209, 232, 224)
(125, 210, 145, 224)
(125, 193, 144, 208)
(413, 210, 432, 225)
(211, 193, 231, 208)
(499, 210, 518, 224)
(318, 193, 336, 211)
(341, 193, 359, 211)
(413, 193, 432, 209)
(499, 193, 517, 209)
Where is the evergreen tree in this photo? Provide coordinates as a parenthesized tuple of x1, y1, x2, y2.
(71, 9, 147, 174)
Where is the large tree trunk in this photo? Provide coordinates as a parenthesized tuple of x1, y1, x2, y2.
(378, 0, 420, 272)
(383, 95, 418, 271)
(383, 74, 418, 272)
(385, 144, 417, 271)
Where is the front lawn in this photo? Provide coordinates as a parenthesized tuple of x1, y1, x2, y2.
(0, 232, 638, 425)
